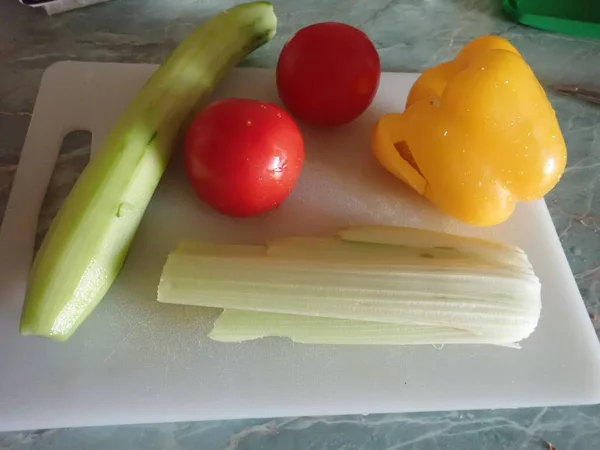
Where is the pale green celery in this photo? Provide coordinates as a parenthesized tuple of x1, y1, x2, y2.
(266, 236, 531, 277)
(209, 310, 520, 348)
(21, 2, 278, 341)
(267, 236, 476, 261)
(158, 226, 542, 345)
(337, 226, 529, 269)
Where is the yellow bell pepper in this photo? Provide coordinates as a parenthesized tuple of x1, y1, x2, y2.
(373, 36, 567, 226)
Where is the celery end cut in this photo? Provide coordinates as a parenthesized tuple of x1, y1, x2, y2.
(21, 1, 278, 341)
(208, 310, 521, 348)
(336, 225, 529, 268)
(158, 226, 542, 347)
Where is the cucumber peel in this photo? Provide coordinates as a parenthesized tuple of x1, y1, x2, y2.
(21, 1, 278, 341)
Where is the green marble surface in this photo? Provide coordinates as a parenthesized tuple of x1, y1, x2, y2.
(1, 0, 599, 448)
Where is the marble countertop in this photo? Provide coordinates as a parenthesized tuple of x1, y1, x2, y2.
(1, 0, 600, 448)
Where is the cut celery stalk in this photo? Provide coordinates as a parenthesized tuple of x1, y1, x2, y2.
(21, 2, 278, 341)
(337, 226, 529, 268)
(158, 226, 542, 345)
(265, 236, 531, 277)
(209, 310, 520, 348)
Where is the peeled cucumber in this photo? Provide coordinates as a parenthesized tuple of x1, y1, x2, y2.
(21, 2, 278, 341)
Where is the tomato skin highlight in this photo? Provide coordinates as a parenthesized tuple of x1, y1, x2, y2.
(276, 22, 381, 127)
(184, 98, 305, 217)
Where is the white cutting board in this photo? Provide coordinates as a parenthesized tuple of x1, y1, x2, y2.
(1, 62, 600, 432)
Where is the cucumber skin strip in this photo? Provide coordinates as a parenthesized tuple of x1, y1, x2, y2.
(21, 2, 278, 341)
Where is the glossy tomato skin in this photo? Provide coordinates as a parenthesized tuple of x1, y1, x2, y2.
(184, 98, 304, 217)
(276, 22, 381, 127)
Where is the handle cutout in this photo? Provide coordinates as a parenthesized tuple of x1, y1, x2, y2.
(35, 130, 91, 251)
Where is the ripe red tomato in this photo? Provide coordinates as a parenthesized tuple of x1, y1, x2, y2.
(276, 22, 381, 127)
(184, 98, 304, 217)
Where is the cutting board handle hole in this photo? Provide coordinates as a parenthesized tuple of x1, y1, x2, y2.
(34, 130, 91, 252)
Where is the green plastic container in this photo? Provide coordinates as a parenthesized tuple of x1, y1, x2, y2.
(503, 0, 600, 38)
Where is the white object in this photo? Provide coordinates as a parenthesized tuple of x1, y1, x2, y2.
(1, 62, 599, 432)
(20, 0, 111, 15)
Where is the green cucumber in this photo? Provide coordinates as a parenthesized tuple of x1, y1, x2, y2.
(21, 1, 278, 341)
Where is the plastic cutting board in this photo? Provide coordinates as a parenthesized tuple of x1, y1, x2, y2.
(1, 62, 600, 432)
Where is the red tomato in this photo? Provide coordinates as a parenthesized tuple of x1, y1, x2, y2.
(276, 22, 381, 127)
(184, 98, 304, 218)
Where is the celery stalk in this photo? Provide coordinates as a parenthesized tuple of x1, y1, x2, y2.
(337, 226, 529, 268)
(209, 310, 521, 348)
(158, 226, 541, 345)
